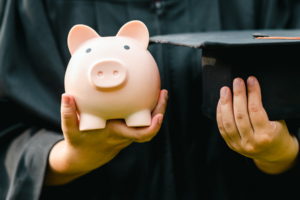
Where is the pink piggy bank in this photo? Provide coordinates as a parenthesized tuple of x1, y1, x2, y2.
(64, 21, 161, 131)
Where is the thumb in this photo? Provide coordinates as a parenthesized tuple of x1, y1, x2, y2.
(61, 94, 80, 137)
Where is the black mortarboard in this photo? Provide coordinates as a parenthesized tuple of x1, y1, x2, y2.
(150, 30, 300, 121)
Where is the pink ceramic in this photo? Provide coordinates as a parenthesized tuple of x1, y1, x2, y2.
(65, 21, 161, 131)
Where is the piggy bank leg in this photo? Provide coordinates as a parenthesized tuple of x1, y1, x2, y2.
(79, 113, 106, 131)
(125, 109, 151, 127)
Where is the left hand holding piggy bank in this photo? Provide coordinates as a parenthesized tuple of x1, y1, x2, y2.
(217, 77, 298, 175)
(45, 90, 168, 186)
(44, 21, 167, 186)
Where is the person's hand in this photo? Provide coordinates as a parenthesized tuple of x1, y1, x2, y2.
(217, 76, 299, 174)
(44, 89, 168, 186)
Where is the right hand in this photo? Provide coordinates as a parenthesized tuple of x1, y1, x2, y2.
(44, 90, 168, 186)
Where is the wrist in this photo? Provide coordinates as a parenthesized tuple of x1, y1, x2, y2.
(45, 136, 131, 186)
(254, 135, 299, 174)
(48, 140, 88, 175)
(63, 139, 130, 173)
(45, 140, 88, 186)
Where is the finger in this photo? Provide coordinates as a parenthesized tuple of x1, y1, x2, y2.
(61, 94, 80, 137)
(220, 87, 241, 142)
(151, 89, 168, 117)
(232, 78, 253, 139)
(112, 114, 163, 143)
(247, 76, 272, 133)
(217, 99, 233, 143)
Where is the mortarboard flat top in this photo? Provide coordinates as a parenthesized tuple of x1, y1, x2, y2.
(150, 29, 300, 49)
(150, 30, 300, 121)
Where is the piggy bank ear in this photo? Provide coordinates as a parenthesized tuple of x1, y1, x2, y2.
(68, 25, 100, 55)
(117, 21, 149, 49)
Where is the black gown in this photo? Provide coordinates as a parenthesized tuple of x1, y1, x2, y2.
(1, 0, 300, 200)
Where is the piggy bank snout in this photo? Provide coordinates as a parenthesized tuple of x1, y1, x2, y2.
(88, 60, 127, 89)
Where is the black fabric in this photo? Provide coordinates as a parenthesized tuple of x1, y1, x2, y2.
(1, 0, 300, 200)
(1, 128, 63, 199)
(150, 29, 300, 48)
(201, 44, 300, 121)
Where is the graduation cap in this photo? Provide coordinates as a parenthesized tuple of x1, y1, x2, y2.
(150, 30, 300, 121)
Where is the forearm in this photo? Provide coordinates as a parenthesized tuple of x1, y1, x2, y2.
(253, 135, 299, 175)
(44, 140, 129, 186)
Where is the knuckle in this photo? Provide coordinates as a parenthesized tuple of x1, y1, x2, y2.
(243, 144, 258, 155)
(249, 103, 260, 113)
(220, 98, 227, 105)
(218, 123, 225, 132)
(61, 111, 74, 119)
(235, 112, 245, 120)
(259, 134, 273, 146)
(223, 120, 233, 130)
(233, 90, 243, 97)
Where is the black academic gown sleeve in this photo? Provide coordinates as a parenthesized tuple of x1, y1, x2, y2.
(0, 0, 65, 199)
(0, 127, 63, 200)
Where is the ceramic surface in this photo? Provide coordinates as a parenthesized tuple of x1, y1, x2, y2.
(65, 21, 161, 131)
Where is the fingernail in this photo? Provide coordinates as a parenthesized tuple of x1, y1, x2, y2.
(247, 77, 255, 86)
(233, 78, 241, 88)
(221, 87, 227, 97)
(158, 115, 164, 125)
(62, 94, 70, 106)
(165, 91, 169, 100)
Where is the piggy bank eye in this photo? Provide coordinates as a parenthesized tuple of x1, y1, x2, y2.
(124, 45, 130, 50)
(86, 48, 92, 53)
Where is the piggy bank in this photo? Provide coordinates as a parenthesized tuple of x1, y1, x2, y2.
(64, 21, 161, 131)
